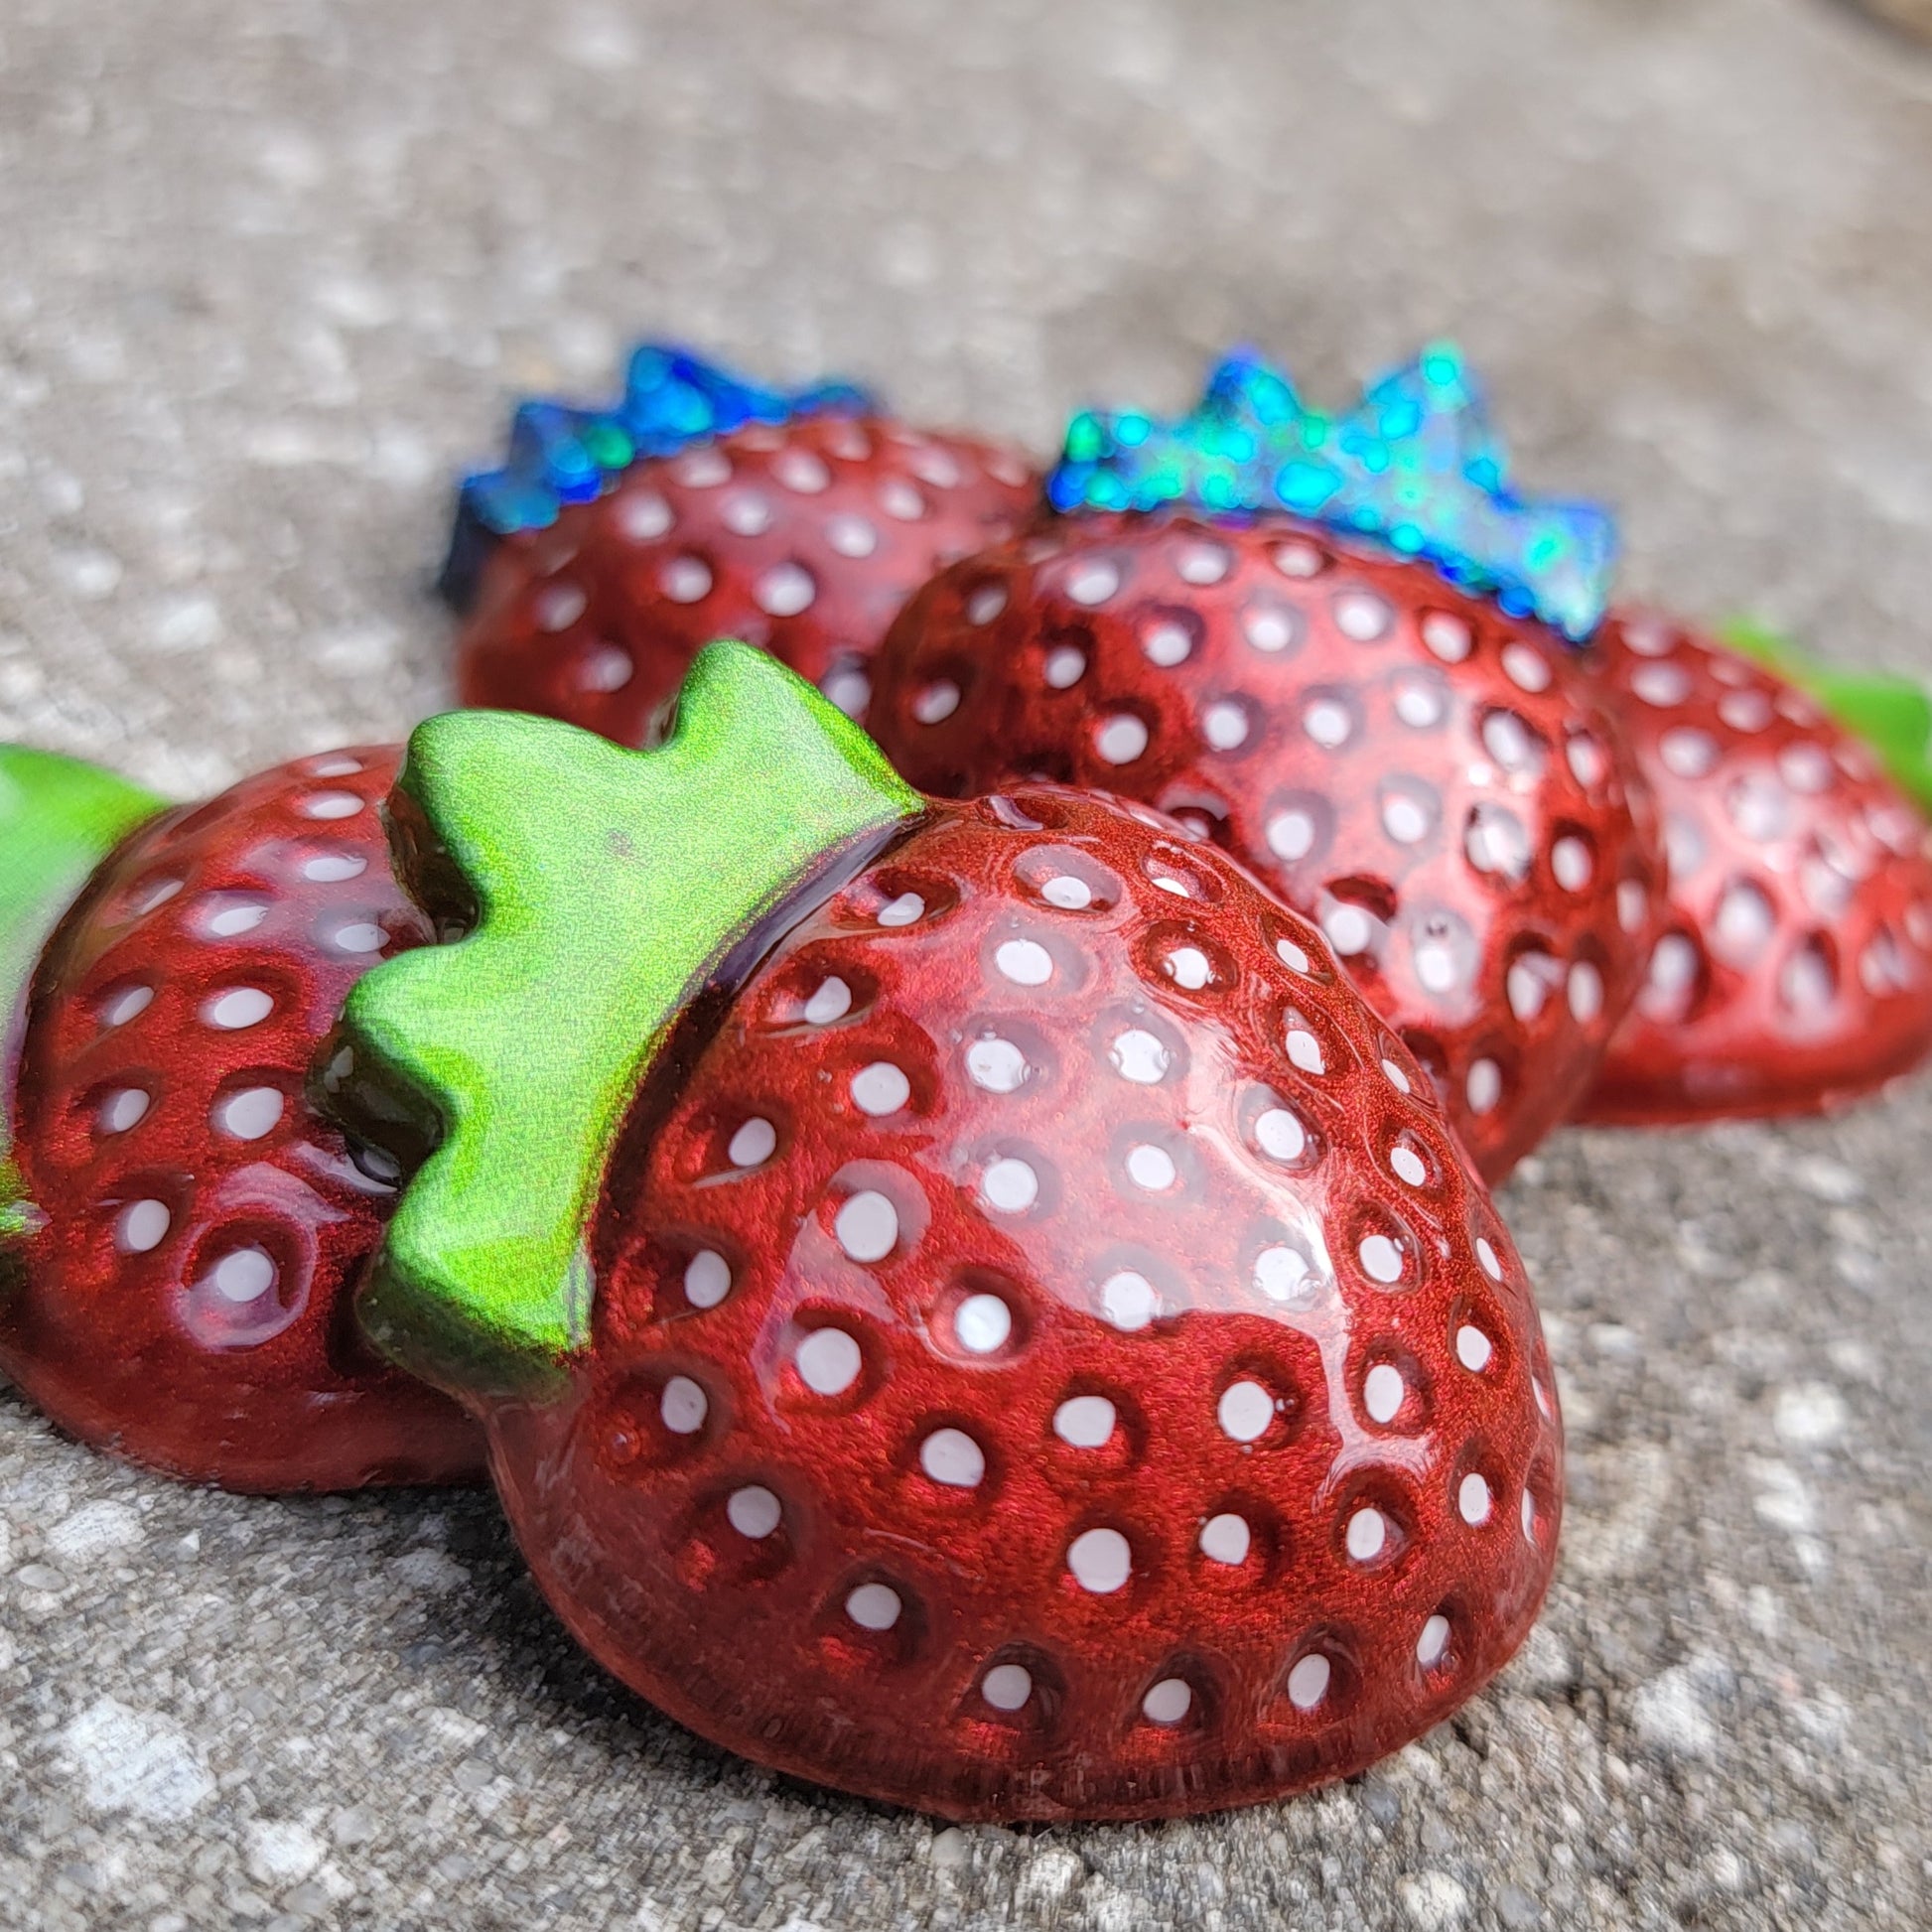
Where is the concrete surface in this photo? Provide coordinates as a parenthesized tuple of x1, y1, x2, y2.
(3, 1, 1932, 1926)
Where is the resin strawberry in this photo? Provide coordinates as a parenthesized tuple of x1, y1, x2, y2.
(866, 348, 1660, 1182)
(1579, 612, 1932, 1123)
(446, 344, 1039, 738)
(0, 744, 483, 1491)
(869, 512, 1659, 1183)
(336, 642, 1561, 1821)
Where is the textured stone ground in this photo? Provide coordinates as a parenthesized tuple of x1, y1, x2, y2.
(4, 1, 1932, 1927)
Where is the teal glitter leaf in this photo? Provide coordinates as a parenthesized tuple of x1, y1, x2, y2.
(1047, 344, 1617, 642)
(442, 345, 876, 611)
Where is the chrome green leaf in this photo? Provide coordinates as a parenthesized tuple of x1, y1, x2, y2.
(340, 641, 924, 1400)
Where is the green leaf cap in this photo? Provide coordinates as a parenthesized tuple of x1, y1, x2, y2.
(1, 749, 166, 1244)
(340, 641, 925, 1402)
(1719, 620, 1932, 817)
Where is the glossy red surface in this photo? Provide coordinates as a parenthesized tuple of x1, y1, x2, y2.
(485, 787, 1560, 1821)
(454, 415, 1039, 740)
(2, 748, 484, 1491)
(866, 512, 1660, 1182)
(1581, 613, 1932, 1123)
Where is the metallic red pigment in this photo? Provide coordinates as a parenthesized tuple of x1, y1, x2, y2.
(480, 787, 1561, 1821)
(1, 748, 484, 1491)
(866, 511, 1661, 1182)
(1581, 613, 1932, 1124)
(454, 415, 1038, 740)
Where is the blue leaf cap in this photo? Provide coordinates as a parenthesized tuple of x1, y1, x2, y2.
(441, 344, 877, 612)
(1047, 343, 1618, 642)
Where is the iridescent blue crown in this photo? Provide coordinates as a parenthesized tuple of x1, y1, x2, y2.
(1047, 344, 1616, 641)
(441, 345, 875, 611)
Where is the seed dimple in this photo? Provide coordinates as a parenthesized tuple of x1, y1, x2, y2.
(982, 1664, 1033, 1711)
(1381, 784, 1436, 845)
(660, 1376, 708, 1435)
(966, 584, 1007, 624)
(879, 479, 925, 521)
(1287, 1654, 1331, 1711)
(1040, 874, 1091, 909)
(1199, 1512, 1251, 1566)
(1456, 1324, 1494, 1372)
(1125, 1143, 1177, 1191)
(1066, 559, 1121, 607)
(1254, 1245, 1316, 1302)
(803, 977, 852, 1025)
(1144, 620, 1192, 666)
(911, 680, 961, 725)
(214, 1086, 284, 1141)
(1323, 903, 1374, 957)
(1458, 1472, 1493, 1525)
(1418, 1615, 1451, 1666)
(1364, 1363, 1405, 1424)
(115, 1199, 171, 1254)
(1390, 1144, 1427, 1186)
(826, 513, 878, 557)
(834, 1190, 898, 1262)
(995, 939, 1053, 986)
(1043, 646, 1086, 689)
(877, 892, 925, 927)
(1421, 612, 1471, 662)
(1286, 1028, 1324, 1076)
(1630, 661, 1692, 707)
(774, 450, 832, 494)
(1500, 641, 1552, 692)
(209, 1247, 275, 1304)
(1660, 727, 1720, 778)
(1165, 946, 1211, 990)
(846, 1583, 901, 1630)
(98, 1088, 150, 1134)
(1303, 698, 1352, 749)
(1202, 700, 1249, 751)
(727, 1117, 776, 1168)
(684, 1250, 731, 1309)
(1217, 1379, 1274, 1443)
(1242, 603, 1296, 653)
(332, 922, 386, 955)
(720, 490, 771, 535)
(981, 1157, 1038, 1213)
(1054, 1395, 1117, 1448)
(534, 583, 587, 631)
(797, 1327, 863, 1395)
(615, 489, 673, 540)
(1476, 1237, 1503, 1281)
(954, 1292, 1013, 1354)
(1273, 539, 1324, 579)
(100, 985, 155, 1028)
(1507, 954, 1556, 1022)
(203, 987, 274, 1031)
(920, 1428, 986, 1487)
(659, 556, 713, 604)
(1568, 961, 1604, 1022)
(727, 1486, 780, 1539)
(1177, 540, 1231, 585)
(1067, 1527, 1132, 1593)
(1266, 808, 1316, 862)
(1255, 1107, 1307, 1162)
(1552, 836, 1592, 892)
(298, 791, 362, 822)
(1095, 714, 1149, 764)
(850, 1062, 911, 1117)
(1109, 1029, 1171, 1084)
(1481, 710, 1539, 772)
(1346, 1507, 1387, 1562)
(1334, 590, 1392, 641)
(1359, 1234, 1405, 1284)
(964, 1036, 1030, 1094)
(1143, 1678, 1193, 1725)
(1100, 1270, 1157, 1330)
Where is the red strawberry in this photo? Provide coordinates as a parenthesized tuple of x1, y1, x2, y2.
(0, 744, 483, 1491)
(1579, 611, 1932, 1122)
(448, 347, 1038, 740)
(865, 512, 1661, 1182)
(339, 644, 1561, 1821)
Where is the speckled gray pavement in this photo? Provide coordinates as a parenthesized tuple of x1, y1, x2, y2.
(4, 2, 1932, 1927)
